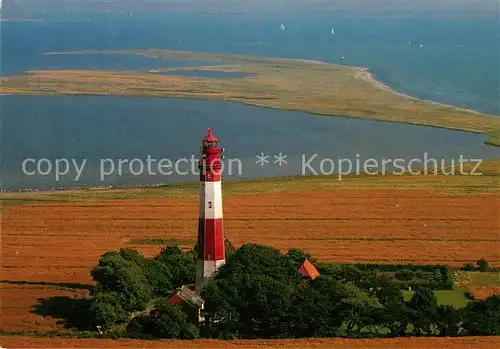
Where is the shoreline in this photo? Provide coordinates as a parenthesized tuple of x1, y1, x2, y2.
(2, 157, 500, 194)
(1, 51, 499, 193)
(42, 49, 496, 118)
(0, 18, 43, 22)
(1, 91, 495, 135)
(0, 183, 169, 194)
(353, 67, 484, 116)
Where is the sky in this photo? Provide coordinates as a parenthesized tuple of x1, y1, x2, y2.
(2, 0, 498, 17)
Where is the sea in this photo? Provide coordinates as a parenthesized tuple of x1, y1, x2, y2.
(1, 12, 499, 190)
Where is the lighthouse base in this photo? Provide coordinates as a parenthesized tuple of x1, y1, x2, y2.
(194, 259, 226, 295)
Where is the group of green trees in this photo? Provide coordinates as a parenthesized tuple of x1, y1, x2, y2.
(356, 264, 451, 290)
(87, 245, 196, 334)
(82, 243, 499, 339)
(462, 258, 491, 272)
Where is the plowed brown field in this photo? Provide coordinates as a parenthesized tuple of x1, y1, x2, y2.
(0, 283, 89, 332)
(468, 286, 500, 300)
(1, 188, 499, 334)
(2, 189, 499, 283)
(2, 335, 500, 348)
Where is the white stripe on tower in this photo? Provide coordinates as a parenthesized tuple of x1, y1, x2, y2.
(203, 181, 223, 219)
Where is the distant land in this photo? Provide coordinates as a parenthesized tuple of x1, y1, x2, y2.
(1, 49, 499, 146)
(3, 0, 497, 18)
(0, 17, 42, 22)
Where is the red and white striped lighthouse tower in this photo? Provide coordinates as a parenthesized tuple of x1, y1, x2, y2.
(195, 128, 226, 294)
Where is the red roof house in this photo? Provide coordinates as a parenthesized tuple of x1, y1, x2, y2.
(168, 285, 205, 322)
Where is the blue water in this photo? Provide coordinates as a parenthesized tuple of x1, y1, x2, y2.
(1, 95, 497, 190)
(0, 14, 498, 190)
(2, 14, 498, 113)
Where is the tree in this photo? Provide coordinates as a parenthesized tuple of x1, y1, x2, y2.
(339, 282, 380, 336)
(476, 258, 489, 272)
(128, 299, 199, 339)
(433, 269, 442, 282)
(126, 315, 155, 339)
(367, 278, 411, 337)
(202, 273, 298, 339)
(142, 259, 174, 296)
(464, 291, 475, 300)
(408, 287, 438, 336)
(380, 300, 412, 337)
(434, 305, 463, 337)
(118, 248, 174, 295)
(199, 277, 242, 339)
(150, 299, 200, 339)
(155, 245, 196, 287)
(290, 275, 377, 338)
(88, 291, 128, 330)
(395, 269, 414, 281)
(289, 275, 346, 338)
(215, 244, 299, 282)
(118, 248, 147, 266)
(415, 270, 425, 278)
(91, 252, 153, 312)
(462, 294, 500, 335)
(286, 248, 315, 267)
(318, 263, 378, 290)
(374, 277, 404, 307)
(462, 263, 475, 271)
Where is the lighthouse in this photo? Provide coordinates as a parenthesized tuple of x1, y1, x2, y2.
(195, 128, 226, 294)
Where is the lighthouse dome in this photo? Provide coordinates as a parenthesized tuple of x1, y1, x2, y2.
(203, 128, 219, 143)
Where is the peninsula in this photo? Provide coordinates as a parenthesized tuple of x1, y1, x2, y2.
(1, 49, 499, 145)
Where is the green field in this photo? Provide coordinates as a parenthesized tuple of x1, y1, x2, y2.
(402, 289, 470, 309)
(1, 159, 498, 208)
(485, 130, 500, 147)
(470, 272, 500, 286)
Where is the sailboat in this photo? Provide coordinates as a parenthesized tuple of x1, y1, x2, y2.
(331, 28, 335, 35)
(280, 24, 285, 31)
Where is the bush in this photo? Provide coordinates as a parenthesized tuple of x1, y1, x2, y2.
(214, 243, 300, 282)
(202, 272, 299, 339)
(142, 259, 174, 295)
(155, 245, 196, 288)
(395, 269, 414, 281)
(463, 263, 475, 271)
(90, 252, 153, 312)
(318, 264, 375, 286)
(128, 299, 199, 339)
(463, 294, 500, 335)
(464, 291, 475, 300)
(88, 244, 497, 340)
(286, 248, 315, 267)
(88, 292, 128, 330)
(355, 263, 447, 273)
(415, 270, 425, 278)
(126, 316, 155, 339)
(477, 259, 489, 272)
(118, 248, 148, 266)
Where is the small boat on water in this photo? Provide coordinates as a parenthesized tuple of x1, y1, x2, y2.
(280, 24, 285, 31)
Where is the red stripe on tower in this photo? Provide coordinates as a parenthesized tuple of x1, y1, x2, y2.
(195, 128, 226, 295)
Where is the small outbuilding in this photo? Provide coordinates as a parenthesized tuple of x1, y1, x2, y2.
(168, 285, 205, 323)
(297, 258, 320, 280)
